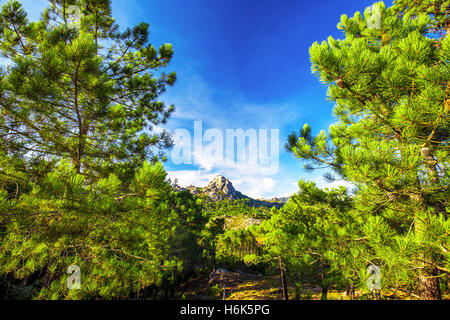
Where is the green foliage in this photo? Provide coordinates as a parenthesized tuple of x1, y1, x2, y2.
(200, 216, 225, 271)
(216, 227, 264, 270)
(0, 161, 205, 299)
(200, 198, 270, 271)
(0, 0, 176, 181)
(262, 181, 358, 296)
(202, 198, 272, 220)
(285, 0, 449, 299)
(207, 283, 221, 299)
(393, 0, 449, 36)
(1, 0, 448, 301)
(0, 0, 196, 300)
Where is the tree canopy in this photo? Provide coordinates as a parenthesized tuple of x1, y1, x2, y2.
(284, 0, 449, 299)
(0, 0, 176, 181)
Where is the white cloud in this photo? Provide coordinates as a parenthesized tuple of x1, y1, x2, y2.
(191, 145, 280, 198)
(167, 167, 355, 200)
(168, 144, 290, 199)
(162, 71, 303, 132)
(167, 168, 281, 199)
(167, 170, 216, 188)
(161, 69, 315, 199)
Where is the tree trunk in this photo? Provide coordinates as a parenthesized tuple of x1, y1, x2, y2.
(279, 256, 289, 300)
(349, 284, 355, 300)
(181, 281, 188, 298)
(163, 277, 170, 300)
(170, 286, 175, 299)
(321, 286, 328, 300)
(320, 265, 328, 300)
(418, 266, 442, 300)
(414, 205, 442, 300)
(143, 285, 154, 300)
(212, 240, 216, 273)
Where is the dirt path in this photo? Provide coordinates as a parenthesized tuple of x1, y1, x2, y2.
(176, 269, 323, 300)
(175, 269, 444, 300)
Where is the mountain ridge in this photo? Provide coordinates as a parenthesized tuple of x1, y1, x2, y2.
(172, 175, 289, 209)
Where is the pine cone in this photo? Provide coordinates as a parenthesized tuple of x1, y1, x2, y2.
(421, 147, 432, 158)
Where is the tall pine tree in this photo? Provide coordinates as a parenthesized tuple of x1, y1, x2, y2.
(0, 0, 176, 180)
(0, 0, 208, 300)
(287, 1, 449, 299)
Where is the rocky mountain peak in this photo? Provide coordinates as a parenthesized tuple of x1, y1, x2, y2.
(172, 175, 288, 209)
(204, 175, 244, 201)
(207, 175, 235, 193)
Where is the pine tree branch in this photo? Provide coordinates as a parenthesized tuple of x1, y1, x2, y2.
(103, 37, 138, 74)
(421, 101, 446, 149)
(68, 244, 167, 268)
(10, 21, 28, 55)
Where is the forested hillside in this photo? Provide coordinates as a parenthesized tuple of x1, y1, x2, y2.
(0, 0, 448, 300)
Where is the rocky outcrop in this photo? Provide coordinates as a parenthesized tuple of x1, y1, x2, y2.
(173, 175, 289, 209)
(202, 175, 248, 201)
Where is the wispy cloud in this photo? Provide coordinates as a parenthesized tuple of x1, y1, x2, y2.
(162, 71, 304, 132)
(161, 69, 351, 199)
(168, 132, 283, 198)
(167, 168, 279, 200)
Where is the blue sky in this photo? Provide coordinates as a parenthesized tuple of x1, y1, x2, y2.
(9, 0, 393, 198)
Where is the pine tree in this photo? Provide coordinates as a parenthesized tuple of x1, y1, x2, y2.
(262, 181, 357, 300)
(394, 0, 449, 36)
(0, 0, 209, 300)
(287, 1, 449, 299)
(0, 160, 206, 299)
(0, 0, 176, 180)
(201, 216, 225, 272)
